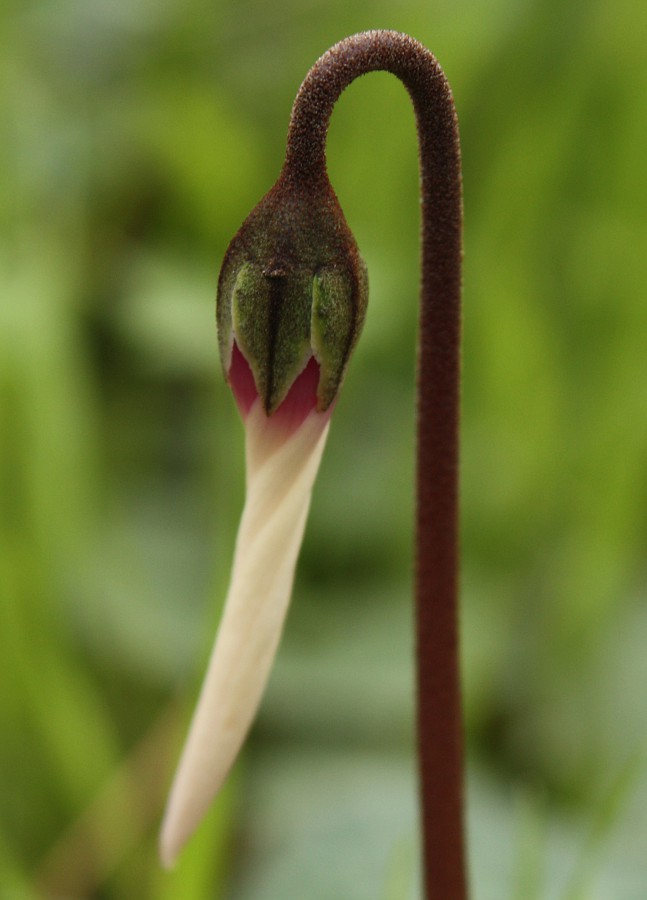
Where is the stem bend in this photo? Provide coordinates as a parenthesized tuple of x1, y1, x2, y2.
(285, 31, 465, 900)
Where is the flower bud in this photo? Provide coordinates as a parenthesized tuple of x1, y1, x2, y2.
(217, 174, 368, 415)
(161, 163, 368, 871)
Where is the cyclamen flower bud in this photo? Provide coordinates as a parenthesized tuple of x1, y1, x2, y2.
(161, 29, 465, 893)
(160, 170, 367, 868)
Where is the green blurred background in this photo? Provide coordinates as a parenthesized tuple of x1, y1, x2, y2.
(2, 0, 647, 897)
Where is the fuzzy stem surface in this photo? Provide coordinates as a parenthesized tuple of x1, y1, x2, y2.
(285, 31, 465, 899)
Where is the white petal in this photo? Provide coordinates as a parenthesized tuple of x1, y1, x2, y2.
(159, 402, 330, 867)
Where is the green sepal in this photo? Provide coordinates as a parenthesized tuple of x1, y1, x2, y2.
(311, 264, 368, 409)
(231, 264, 312, 412)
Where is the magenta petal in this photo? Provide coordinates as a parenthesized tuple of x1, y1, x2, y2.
(229, 343, 328, 435)
(272, 356, 322, 435)
(228, 343, 259, 417)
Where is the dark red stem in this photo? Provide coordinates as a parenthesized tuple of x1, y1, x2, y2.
(285, 31, 465, 899)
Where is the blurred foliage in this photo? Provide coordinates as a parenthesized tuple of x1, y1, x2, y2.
(1, 0, 647, 897)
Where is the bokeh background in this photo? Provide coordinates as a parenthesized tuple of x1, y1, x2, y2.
(2, 0, 647, 897)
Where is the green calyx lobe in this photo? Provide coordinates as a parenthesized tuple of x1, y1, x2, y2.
(217, 174, 368, 414)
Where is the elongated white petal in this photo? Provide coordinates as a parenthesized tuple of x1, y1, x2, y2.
(159, 401, 330, 867)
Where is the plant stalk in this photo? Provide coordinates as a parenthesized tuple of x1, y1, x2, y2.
(284, 31, 466, 899)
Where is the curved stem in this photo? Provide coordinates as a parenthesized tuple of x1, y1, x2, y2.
(285, 32, 465, 899)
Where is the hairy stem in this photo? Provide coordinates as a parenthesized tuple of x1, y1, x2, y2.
(284, 31, 465, 899)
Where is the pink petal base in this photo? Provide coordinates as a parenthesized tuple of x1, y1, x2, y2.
(228, 342, 325, 436)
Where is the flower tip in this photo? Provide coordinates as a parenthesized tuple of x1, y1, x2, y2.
(158, 823, 180, 870)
